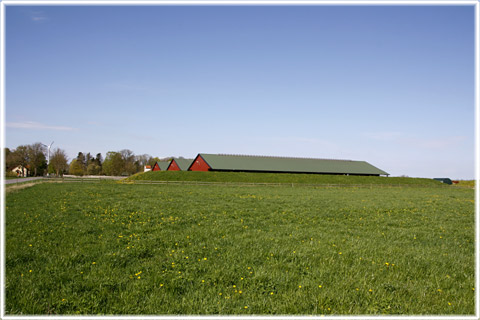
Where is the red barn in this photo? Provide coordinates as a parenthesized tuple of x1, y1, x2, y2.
(189, 154, 211, 171)
(152, 161, 171, 171)
(188, 153, 389, 176)
(167, 158, 194, 171)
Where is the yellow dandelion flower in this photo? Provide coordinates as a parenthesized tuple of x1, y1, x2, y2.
(29, 270, 32, 272)
(202, 280, 205, 283)
(270, 292, 274, 295)
(239, 290, 242, 294)
(298, 285, 302, 288)
(204, 257, 207, 260)
(244, 306, 248, 309)
(318, 285, 322, 288)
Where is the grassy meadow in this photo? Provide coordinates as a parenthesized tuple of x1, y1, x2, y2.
(5, 178, 475, 315)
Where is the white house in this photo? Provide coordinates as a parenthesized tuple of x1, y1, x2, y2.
(11, 165, 29, 177)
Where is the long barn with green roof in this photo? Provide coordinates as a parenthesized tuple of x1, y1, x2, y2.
(188, 153, 389, 176)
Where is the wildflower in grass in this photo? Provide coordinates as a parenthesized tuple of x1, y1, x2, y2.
(437, 289, 442, 292)
(92, 262, 96, 265)
(448, 302, 452, 306)
(204, 257, 207, 260)
(239, 290, 242, 294)
(160, 284, 164, 287)
(338, 252, 342, 255)
(298, 285, 302, 288)
(244, 306, 248, 309)
(318, 285, 322, 288)
(29, 270, 32, 273)
(219, 292, 222, 295)
(270, 292, 274, 295)
(202, 280, 205, 283)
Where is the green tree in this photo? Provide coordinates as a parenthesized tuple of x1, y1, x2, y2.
(69, 159, 84, 176)
(28, 143, 47, 176)
(102, 152, 124, 176)
(49, 148, 68, 177)
(120, 149, 136, 175)
(86, 163, 102, 175)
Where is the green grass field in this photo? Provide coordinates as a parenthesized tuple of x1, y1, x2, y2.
(5, 178, 475, 315)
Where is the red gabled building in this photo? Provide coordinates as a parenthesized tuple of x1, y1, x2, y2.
(167, 158, 194, 171)
(152, 161, 171, 171)
(189, 154, 211, 171)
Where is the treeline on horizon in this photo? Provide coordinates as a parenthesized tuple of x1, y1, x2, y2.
(4, 143, 172, 177)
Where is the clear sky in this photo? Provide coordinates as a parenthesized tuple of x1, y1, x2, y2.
(4, 4, 475, 179)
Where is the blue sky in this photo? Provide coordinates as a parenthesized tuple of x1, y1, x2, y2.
(5, 4, 475, 179)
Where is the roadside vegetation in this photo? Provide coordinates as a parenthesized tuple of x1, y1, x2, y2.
(5, 181, 474, 315)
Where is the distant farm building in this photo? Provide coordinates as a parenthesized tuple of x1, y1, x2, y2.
(144, 165, 152, 172)
(167, 158, 194, 171)
(189, 154, 389, 176)
(152, 161, 171, 171)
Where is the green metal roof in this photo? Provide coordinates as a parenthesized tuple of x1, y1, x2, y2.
(172, 158, 194, 171)
(198, 154, 388, 176)
(155, 161, 171, 171)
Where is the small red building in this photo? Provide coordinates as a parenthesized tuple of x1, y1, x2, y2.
(167, 158, 194, 171)
(152, 161, 171, 171)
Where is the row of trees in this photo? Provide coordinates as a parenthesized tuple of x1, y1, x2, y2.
(69, 150, 162, 176)
(5, 144, 164, 177)
(6, 143, 69, 177)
